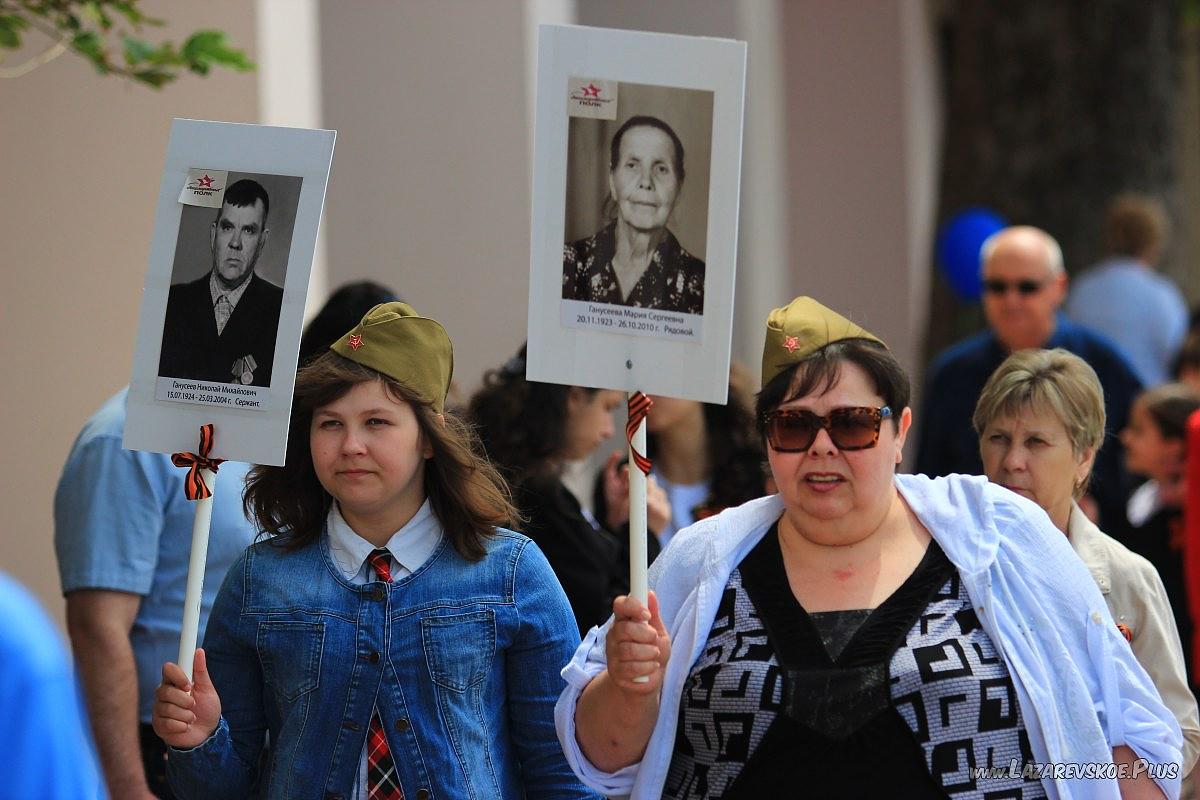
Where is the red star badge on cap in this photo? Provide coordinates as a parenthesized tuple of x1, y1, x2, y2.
(783, 335, 800, 353)
(348, 334, 363, 351)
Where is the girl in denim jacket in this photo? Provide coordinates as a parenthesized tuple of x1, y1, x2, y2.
(152, 302, 597, 800)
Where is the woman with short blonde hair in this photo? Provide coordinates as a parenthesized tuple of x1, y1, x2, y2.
(974, 347, 1200, 772)
(972, 348, 1106, 513)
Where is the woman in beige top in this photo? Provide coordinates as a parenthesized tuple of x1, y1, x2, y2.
(974, 347, 1200, 773)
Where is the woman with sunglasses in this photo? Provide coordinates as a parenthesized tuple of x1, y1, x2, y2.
(556, 296, 1182, 799)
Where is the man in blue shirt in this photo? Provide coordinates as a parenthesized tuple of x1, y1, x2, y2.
(915, 225, 1142, 537)
(54, 389, 254, 799)
(1066, 194, 1189, 387)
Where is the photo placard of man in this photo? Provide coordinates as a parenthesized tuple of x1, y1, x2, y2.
(158, 178, 283, 388)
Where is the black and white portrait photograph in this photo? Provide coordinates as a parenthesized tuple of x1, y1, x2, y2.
(125, 119, 335, 466)
(527, 25, 745, 404)
(562, 83, 713, 317)
(157, 171, 302, 388)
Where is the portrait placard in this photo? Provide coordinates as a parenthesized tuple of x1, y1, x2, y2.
(527, 25, 746, 404)
(125, 119, 335, 465)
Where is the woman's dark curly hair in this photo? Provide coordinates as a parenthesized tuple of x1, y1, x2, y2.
(467, 344, 596, 485)
(591, 377, 765, 525)
(650, 391, 764, 512)
(244, 352, 518, 561)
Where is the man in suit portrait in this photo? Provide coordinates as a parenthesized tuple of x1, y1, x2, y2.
(158, 178, 283, 387)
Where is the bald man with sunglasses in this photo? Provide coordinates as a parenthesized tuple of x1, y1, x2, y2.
(915, 226, 1142, 539)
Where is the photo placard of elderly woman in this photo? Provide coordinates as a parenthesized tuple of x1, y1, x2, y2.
(555, 297, 1183, 799)
(974, 348, 1200, 775)
(562, 114, 706, 314)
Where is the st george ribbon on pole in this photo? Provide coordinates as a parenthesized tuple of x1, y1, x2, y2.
(170, 424, 224, 681)
(626, 392, 653, 683)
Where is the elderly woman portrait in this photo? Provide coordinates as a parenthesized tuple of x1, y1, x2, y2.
(974, 348, 1200, 774)
(561, 115, 705, 314)
(555, 296, 1182, 799)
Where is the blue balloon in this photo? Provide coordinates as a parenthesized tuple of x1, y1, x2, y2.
(935, 208, 1008, 302)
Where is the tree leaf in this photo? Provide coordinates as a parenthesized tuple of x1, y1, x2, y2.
(133, 66, 173, 87)
(2, 2, 252, 86)
(0, 15, 28, 49)
(121, 33, 154, 65)
(110, 2, 146, 26)
(181, 29, 253, 71)
(80, 1, 108, 29)
(72, 30, 104, 62)
(0, 14, 30, 32)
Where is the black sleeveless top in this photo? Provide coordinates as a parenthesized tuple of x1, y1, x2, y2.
(664, 525, 1045, 799)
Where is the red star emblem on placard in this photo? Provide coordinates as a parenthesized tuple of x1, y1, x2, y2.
(582, 82, 602, 98)
(783, 335, 800, 353)
(198, 173, 215, 188)
(348, 334, 363, 350)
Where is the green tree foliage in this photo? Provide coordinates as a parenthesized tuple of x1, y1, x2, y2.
(0, 0, 253, 87)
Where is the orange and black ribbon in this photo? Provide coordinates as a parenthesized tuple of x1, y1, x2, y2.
(626, 392, 654, 476)
(171, 424, 225, 500)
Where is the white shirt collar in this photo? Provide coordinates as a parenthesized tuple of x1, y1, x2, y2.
(325, 499, 443, 583)
(1127, 480, 1162, 528)
(209, 269, 254, 312)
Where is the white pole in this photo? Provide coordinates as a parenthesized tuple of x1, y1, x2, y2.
(628, 414, 650, 684)
(628, 416, 648, 605)
(177, 467, 216, 681)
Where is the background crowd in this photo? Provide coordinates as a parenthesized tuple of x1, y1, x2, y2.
(16, 187, 1200, 797)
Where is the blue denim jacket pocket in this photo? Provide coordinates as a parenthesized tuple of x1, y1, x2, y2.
(421, 610, 496, 692)
(257, 620, 324, 702)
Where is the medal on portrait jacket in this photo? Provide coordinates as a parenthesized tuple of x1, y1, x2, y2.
(231, 354, 257, 385)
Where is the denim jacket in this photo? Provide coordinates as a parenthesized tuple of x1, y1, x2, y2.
(167, 527, 598, 800)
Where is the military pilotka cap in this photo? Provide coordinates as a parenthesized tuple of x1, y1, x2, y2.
(761, 296, 886, 388)
(331, 302, 454, 413)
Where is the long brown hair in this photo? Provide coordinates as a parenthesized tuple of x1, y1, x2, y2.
(245, 352, 518, 561)
(467, 344, 596, 486)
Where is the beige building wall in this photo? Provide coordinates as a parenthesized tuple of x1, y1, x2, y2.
(0, 2, 259, 628)
(781, 1, 938, 386)
(318, 1, 538, 405)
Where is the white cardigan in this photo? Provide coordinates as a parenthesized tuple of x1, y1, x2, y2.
(1068, 502, 1200, 772)
(555, 473, 1183, 799)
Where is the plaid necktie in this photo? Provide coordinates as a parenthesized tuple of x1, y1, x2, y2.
(366, 549, 403, 800)
(214, 294, 233, 336)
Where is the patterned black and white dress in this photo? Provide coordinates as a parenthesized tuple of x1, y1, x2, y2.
(561, 222, 705, 314)
(664, 525, 1046, 799)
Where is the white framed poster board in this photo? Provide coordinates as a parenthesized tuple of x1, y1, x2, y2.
(527, 24, 746, 403)
(124, 119, 335, 465)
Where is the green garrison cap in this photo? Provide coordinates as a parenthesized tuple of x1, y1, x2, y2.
(761, 296, 886, 388)
(331, 302, 454, 413)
